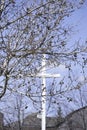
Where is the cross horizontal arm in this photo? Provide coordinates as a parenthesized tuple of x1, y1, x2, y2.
(27, 73, 60, 78)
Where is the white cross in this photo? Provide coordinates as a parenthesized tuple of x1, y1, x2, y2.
(37, 54, 60, 130)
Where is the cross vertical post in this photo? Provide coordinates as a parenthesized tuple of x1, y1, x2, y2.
(40, 54, 60, 130)
(41, 54, 46, 130)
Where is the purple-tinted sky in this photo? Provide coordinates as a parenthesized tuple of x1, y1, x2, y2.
(67, 1, 87, 43)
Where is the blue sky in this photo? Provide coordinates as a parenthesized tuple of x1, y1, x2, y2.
(67, 1, 87, 43)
